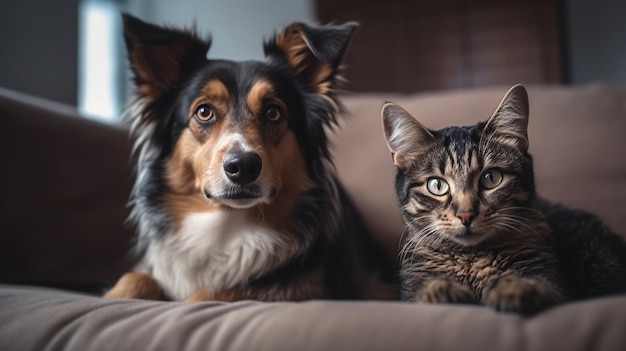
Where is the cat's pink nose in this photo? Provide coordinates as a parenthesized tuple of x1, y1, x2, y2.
(456, 212, 475, 226)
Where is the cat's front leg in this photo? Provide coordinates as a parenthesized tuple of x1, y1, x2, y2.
(483, 274, 560, 314)
(415, 278, 477, 305)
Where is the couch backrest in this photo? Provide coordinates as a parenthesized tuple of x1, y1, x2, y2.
(3, 85, 624, 287)
(0, 87, 135, 290)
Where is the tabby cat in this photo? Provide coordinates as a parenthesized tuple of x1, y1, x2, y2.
(381, 85, 626, 314)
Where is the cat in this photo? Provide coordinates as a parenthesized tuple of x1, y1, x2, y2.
(381, 84, 626, 314)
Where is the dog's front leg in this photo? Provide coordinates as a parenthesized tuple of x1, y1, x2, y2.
(185, 289, 242, 302)
(104, 272, 163, 300)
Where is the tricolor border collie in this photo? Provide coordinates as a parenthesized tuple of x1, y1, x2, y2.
(105, 14, 394, 302)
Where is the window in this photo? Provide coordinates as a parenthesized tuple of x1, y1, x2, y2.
(78, 0, 125, 121)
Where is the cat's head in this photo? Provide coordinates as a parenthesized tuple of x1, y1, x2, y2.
(382, 85, 541, 247)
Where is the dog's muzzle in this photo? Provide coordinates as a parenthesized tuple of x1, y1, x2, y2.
(203, 150, 270, 209)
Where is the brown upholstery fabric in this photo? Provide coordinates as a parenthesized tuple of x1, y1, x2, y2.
(0, 87, 135, 290)
(0, 85, 625, 350)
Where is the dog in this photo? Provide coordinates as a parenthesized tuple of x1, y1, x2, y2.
(104, 14, 395, 302)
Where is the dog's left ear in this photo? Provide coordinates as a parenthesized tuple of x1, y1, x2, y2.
(122, 14, 211, 101)
(265, 22, 358, 94)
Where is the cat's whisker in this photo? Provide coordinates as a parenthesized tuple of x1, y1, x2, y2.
(398, 217, 423, 247)
(500, 211, 549, 230)
(496, 206, 544, 218)
(399, 220, 440, 264)
(492, 221, 523, 236)
(398, 226, 419, 263)
(398, 216, 431, 245)
(400, 230, 425, 263)
(493, 216, 545, 238)
(489, 206, 551, 238)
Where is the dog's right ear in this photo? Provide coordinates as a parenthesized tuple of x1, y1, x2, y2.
(381, 102, 435, 169)
(122, 14, 211, 101)
(264, 22, 358, 96)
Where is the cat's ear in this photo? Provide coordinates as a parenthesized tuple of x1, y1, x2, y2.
(264, 22, 358, 95)
(122, 13, 211, 101)
(483, 84, 530, 152)
(382, 102, 436, 169)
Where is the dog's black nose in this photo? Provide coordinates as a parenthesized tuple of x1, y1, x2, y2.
(223, 152, 262, 185)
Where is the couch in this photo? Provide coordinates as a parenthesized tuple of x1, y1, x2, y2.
(1, 84, 625, 350)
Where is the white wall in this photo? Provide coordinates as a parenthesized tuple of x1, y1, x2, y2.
(125, 0, 315, 61)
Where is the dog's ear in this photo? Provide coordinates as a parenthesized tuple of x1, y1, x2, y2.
(122, 13, 211, 100)
(264, 22, 358, 94)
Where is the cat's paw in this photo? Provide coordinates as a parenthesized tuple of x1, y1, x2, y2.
(483, 275, 556, 314)
(416, 278, 476, 304)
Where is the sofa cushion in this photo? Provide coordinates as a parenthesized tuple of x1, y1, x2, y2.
(1, 285, 626, 351)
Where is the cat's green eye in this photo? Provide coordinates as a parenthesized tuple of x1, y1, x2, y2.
(480, 169, 503, 189)
(426, 177, 450, 196)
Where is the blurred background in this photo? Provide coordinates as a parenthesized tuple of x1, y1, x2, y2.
(0, 0, 624, 121)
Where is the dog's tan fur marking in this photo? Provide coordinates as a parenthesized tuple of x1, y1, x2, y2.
(247, 79, 273, 117)
(104, 272, 163, 300)
(255, 129, 311, 231)
(185, 289, 240, 302)
(246, 79, 289, 142)
(165, 191, 220, 225)
(168, 130, 202, 195)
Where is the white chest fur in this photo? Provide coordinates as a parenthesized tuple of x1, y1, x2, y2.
(146, 211, 285, 301)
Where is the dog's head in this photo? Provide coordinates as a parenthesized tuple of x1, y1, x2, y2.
(123, 14, 356, 213)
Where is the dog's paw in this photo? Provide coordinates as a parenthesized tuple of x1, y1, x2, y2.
(186, 289, 241, 302)
(416, 278, 476, 304)
(186, 289, 216, 302)
(104, 272, 163, 300)
(483, 275, 556, 314)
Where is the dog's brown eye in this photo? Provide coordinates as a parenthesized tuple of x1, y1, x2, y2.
(264, 105, 282, 123)
(194, 104, 214, 123)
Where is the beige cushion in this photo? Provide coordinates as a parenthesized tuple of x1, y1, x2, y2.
(1, 285, 626, 351)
